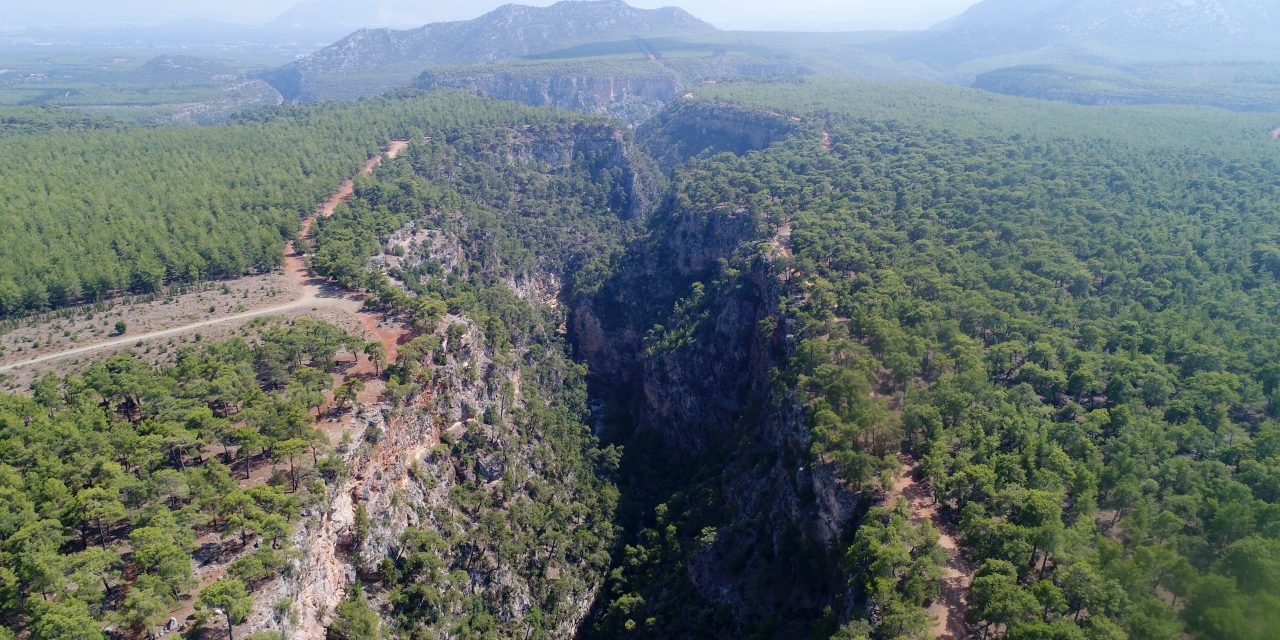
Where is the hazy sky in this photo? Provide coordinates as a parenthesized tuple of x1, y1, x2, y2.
(4, 0, 983, 31)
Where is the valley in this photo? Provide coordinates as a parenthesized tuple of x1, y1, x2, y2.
(2, 2, 1280, 640)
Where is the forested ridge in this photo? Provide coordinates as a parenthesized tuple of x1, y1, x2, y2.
(0, 93, 634, 640)
(698, 78, 1280, 155)
(584, 89, 1280, 639)
(0, 92, 577, 318)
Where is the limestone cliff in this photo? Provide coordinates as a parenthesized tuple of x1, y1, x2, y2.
(570, 105, 859, 637)
(415, 55, 810, 124)
(419, 69, 680, 123)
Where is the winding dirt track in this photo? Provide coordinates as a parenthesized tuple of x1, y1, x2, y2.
(155, 141, 411, 633)
(0, 141, 409, 376)
(885, 455, 973, 640)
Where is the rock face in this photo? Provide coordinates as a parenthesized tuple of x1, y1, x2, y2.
(420, 70, 680, 122)
(570, 104, 859, 636)
(264, 0, 716, 101)
(637, 100, 800, 168)
(416, 56, 811, 123)
(243, 402, 395, 637)
(573, 105, 801, 424)
(408, 118, 665, 248)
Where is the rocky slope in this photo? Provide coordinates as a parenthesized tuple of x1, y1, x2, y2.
(244, 308, 612, 638)
(164, 80, 284, 126)
(130, 55, 239, 83)
(240, 115, 656, 639)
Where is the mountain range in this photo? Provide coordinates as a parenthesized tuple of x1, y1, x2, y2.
(15, 0, 1277, 120)
(920, 0, 1280, 62)
(264, 1, 716, 101)
(259, 0, 1280, 109)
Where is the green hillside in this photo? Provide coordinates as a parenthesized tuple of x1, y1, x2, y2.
(0, 92, 585, 318)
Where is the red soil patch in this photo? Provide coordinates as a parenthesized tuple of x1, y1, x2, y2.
(291, 139, 416, 436)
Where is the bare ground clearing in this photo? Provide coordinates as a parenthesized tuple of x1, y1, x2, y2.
(0, 271, 298, 390)
(0, 140, 410, 389)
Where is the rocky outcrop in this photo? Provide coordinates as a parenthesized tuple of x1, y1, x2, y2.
(163, 80, 284, 126)
(242, 401, 405, 637)
(637, 100, 800, 168)
(419, 69, 680, 123)
(416, 55, 811, 124)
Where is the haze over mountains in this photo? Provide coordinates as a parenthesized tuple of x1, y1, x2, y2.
(263, 1, 718, 101)
(6, 0, 1280, 122)
(252, 0, 1280, 112)
(910, 0, 1280, 109)
(922, 0, 1280, 61)
(4, 1, 1280, 640)
(264, 0, 439, 33)
(0, 0, 446, 49)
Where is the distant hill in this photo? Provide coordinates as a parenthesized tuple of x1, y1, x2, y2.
(868, 0, 1280, 111)
(263, 0, 716, 101)
(131, 55, 238, 83)
(264, 0, 430, 33)
(926, 0, 1280, 60)
(972, 61, 1280, 111)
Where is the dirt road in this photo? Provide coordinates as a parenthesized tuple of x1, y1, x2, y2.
(885, 455, 972, 640)
(0, 139, 416, 638)
(0, 140, 410, 376)
(0, 293, 352, 374)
